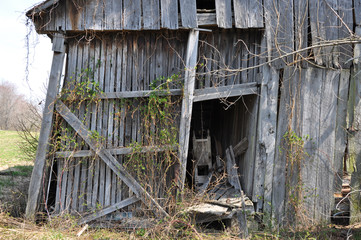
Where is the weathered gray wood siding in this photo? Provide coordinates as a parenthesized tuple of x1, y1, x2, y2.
(266, 66, 350, 225)
(29, 0, 264, 32)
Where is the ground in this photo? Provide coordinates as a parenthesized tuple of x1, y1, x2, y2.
(0, 130, 360, 239)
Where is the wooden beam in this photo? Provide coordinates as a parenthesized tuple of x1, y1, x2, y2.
(78, 196, 139, 225)
(193, 83, 258, 102)
(178, 30, 199, 191)
(98, 89, 182, 99)
(25, 33, 66, 220)
(55, 100, 169, 218)
(55, 145, 177, 158)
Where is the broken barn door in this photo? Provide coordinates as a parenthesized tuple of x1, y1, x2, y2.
(55, 101, 169, 223)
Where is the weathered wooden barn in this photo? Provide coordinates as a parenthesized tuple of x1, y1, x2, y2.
(25, 0, 361, 227)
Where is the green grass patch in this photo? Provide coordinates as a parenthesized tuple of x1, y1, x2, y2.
(0, 130, 34, 169)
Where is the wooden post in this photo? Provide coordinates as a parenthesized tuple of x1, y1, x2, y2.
(26, 33, 66, 220)
(178, 29, 199, 192)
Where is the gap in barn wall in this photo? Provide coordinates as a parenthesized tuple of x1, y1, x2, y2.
(187, 95, 257, 198)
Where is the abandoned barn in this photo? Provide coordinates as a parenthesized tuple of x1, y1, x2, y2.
(25, 0, 361, 228)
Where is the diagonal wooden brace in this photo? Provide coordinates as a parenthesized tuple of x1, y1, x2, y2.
(55, 100, 169, 218)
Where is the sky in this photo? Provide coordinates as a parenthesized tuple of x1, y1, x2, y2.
(0, 1, 53, 101)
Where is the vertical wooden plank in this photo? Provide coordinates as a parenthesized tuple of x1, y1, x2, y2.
(160, 0, 178, 29)
(338, 0, 353, 68)
(104, 0, 123, 30)
(60, 161, 68, 212)
(233, 0, 248, 29)
(333, 70, 350, 192)
(25, 34, 66, 219)
(54, 160, 62, 213)
(215, 0, 232, 29)
(257, 65, 279, 214)
(300, 68, 323, 224)
(178, 30, 199, 191)
(355, 0, 361, 25)
(277, 0, 294, 66)
(309, 0, 325, 65)
(179, 0, 198, 28)
(324, 0, 339, 68)
(314, 70, 339, 222)
(143, 0, 160, 29)
(124, 0, 141, 30)
(349, 46, 361, 222)
(248, 0, 263, 28)
(294, 0, 309, 67)
(271, 67, 297, 224)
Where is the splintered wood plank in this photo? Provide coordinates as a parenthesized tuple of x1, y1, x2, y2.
(257, 65, 279, 214)
(160, 0, 178, 29)
(123, 0, 141, 30)
(25, 34, 66, 219)
(104, 0, 123, 30)
(314, 70, 339, 222)
(248, 0, 263, 28)
(233, 0, 248, 28)
(178, 30, 199, 191)
(333, 70, 350, 192)
(60, 161, 68, 212)
(179, 0, 198, 28)
(143, 0, 160, 29)
(215, 0, 232, 29)
(270, 66, 297, 223)
(79, 196, 139, 225)
(56, 101, 169, 217)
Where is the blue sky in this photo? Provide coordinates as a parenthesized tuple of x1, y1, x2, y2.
(0, 1, 52, 100)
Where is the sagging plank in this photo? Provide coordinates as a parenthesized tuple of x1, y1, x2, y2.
(78, 196, 139, 225)
(56, 145, 178, 158)
(178, 30, 199, 191)
(55, 100, 169, 218)
(193, 82, 258, 102)
(26, 34, 66, 220)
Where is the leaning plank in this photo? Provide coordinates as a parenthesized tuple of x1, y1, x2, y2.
(233, 137, 248, 157)
(215, 0, 232, 29)
(179, 0, 198, 28)
(178, 30, 199, 191)
(25, 34, 66, 220)
(193, 83, 258, 102)
(56, 145, 177, 158)
(79, 196, 139, 225)
(55, 101, 169, 218)
(160, 0, 178, 29)
(226, 146, 242, 192)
